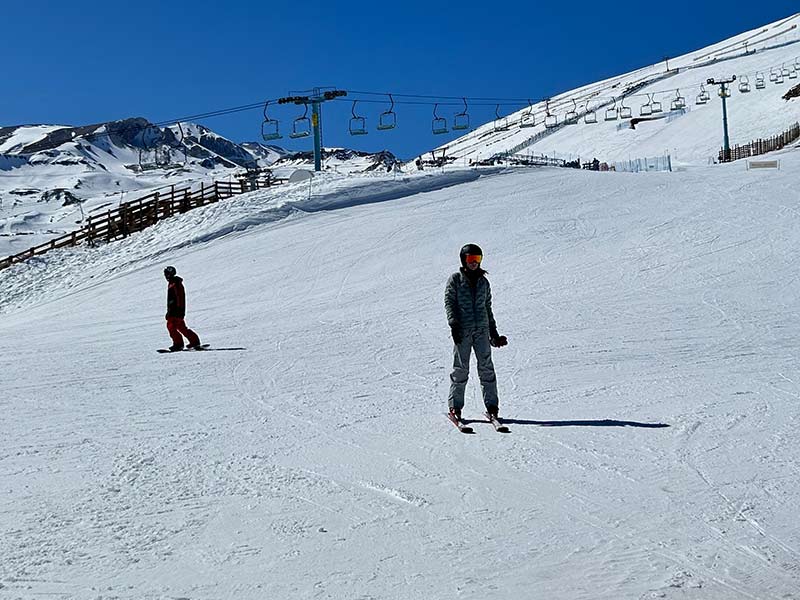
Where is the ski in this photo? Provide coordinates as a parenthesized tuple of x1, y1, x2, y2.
(157, 344, 210, 353)
(446, 413, 474, 434)
(485, 413, 510, 433)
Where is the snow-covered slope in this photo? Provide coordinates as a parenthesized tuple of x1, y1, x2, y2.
(432, 13, 800, 165)
(2, 146, 800, 597)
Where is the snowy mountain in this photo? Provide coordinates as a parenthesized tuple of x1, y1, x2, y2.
(426, 12, 800, 166)
(0, 118, 398, 258)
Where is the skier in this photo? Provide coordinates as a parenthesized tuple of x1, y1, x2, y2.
(445, 244, 508, 424)
(163, 266, 203, 351)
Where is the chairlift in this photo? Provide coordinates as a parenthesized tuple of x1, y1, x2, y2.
(696, 84, 710, 105)
(584, 101, 597, 124)
(564, 99, 579, 125)
(168, 122, 188, 165)
(718, 84, 731, 98)
(137, 124, 167, 170)
(619, 97, 633, 119)
(790, 65, 799, 80)
(738, 76, 751, 93)
(453, 97, 470, 131)
(349, 101, 368, 136)
(377, 94, 397, 131)
(639, 96, 653, 117)
(493, 104, 509, 132)
(432, 103, 448, 135)
(670, 89, 686, 111)
(755, 72, 766, 89)
(769, 67, 779, 83)
(519, 99, 536, 128)
(261, 101, 282, 141)
(289, 103, 311, 139)
(604, 97, 618, 121)
(650, 93, 663, 114)
(154, 146, 171, 168)
(782, 63, 791, 77)
(544, 100, 558, 129)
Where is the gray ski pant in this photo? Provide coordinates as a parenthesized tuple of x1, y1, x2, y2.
(448, 330, 499, 412)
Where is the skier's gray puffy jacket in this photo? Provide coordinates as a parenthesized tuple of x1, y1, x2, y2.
(445, 269, 497, 332)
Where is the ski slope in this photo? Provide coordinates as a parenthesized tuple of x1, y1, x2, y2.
(433, 13, 800, 165)
(2, 147, 800, 598)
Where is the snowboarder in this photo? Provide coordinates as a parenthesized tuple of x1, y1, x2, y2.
(163, 266, 202, 351)
(445, 244, 508, 423)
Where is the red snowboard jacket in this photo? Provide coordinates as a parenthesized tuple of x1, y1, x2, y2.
(166, 276, 187, 318)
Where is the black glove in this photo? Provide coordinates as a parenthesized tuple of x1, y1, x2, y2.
(490, 327, 508, 348)
(450, 325, 462, 344)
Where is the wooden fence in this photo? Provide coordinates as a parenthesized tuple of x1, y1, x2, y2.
(719, 122, 800, 163)
(0, 170, 285, 271)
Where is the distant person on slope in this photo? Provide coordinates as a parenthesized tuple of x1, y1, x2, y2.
(445, 244, 508, 424)
(163, 266, 202, 351)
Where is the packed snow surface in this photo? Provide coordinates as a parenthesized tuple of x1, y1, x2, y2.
(2, 152, 800, 599)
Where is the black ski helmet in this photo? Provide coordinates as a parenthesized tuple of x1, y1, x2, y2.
(164, 265, 177, 278)
(459, 243, 483, 267)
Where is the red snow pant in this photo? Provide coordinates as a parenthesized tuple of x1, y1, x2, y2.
(166, 317, 200, 348)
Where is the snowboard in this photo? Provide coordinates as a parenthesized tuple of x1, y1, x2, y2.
(157, 344, 210, 353)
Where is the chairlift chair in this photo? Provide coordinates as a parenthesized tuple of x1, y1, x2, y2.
(564, 100, 579, 125)
(493, 104, 509, 132)
(584, 102, 598, 124)
(604, 97, 618, 121)
(696, 84, 709, 105)
(289, 103, 311, 139)
(670, 89, 686, 111)
(619, 98, 633, 119)
(650, 94, 663, 114)
(261, 101, 282, 141)
(782, 63, 791, 78)
(519, 100, 536, 128)
(260, 117, 280, 142)
(755, 72, 766, 89)
(155, 146, 171, 168)
(349, 101, 368, 136)
(377, 94, 397, 131)
(170, 122, 188, 165)
(738, 76, 751, 93)
(432, 103, 448, 135)
(640, 97, 653, 117)
(452, 98, 470, 131)
(544, 100, 558, 129)
(790, 66, 799, 80)
(769, 68, 779, 83)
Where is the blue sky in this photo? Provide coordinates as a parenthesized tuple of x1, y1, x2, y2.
(2, 1, 798, 159)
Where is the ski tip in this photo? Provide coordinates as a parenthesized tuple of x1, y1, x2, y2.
(484, 412, 511, 433)
(446, 413, 475, 433)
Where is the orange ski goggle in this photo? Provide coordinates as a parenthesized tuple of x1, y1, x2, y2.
(465, 254, 482, 264)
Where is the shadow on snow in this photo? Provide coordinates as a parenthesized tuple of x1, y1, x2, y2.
(497, 418, 669, 428)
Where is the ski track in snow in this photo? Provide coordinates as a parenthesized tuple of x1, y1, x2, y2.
(2, 156, 800, 599)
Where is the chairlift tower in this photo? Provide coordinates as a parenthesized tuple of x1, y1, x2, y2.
(707, 76, 736, 162)
(278, 88, 347, 171)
